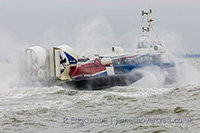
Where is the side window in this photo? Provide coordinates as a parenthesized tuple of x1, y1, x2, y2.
(150, 41, 153, 48)
(113, 59, 118, 65)
(144, 42, 148, 48)
(141, 42, 144, 48)
(138, 42, 140, 48)
(119, 58, 125, 65)
(143, 56, 149, 63)
(131, 58, 137, 64)
(150, 55, 161, 63)
(137, 57, 141, 63)
(126, 58, 131, 64)
(142, 57, 145, 63)
(150, 56, 153, 62)
(126, 58, 137, 65)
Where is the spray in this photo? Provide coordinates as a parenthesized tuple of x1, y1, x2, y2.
(73, 16, 115, 57)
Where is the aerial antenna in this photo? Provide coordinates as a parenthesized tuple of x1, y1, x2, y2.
(142, 9, 152, 16)
(142, 27, 149, 32)
(141, 9, 161, 41)
(141, 9, 153, 34)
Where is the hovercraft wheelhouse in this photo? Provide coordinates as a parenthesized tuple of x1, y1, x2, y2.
(20, 9, 176, 90)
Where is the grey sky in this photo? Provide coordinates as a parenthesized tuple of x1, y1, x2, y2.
(0, 0, 200, 58)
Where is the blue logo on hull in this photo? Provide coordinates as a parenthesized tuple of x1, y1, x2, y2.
(64, 51, 77, 65)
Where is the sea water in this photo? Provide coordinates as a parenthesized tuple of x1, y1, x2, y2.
(0, 58, 200, 133)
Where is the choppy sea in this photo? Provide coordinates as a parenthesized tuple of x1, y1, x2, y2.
(1, 58, 200, 133)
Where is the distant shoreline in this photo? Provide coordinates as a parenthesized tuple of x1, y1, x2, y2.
(183, 54, 200, 58)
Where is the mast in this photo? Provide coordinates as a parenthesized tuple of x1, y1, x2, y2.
(141, 9, 152, 38)
(141, 9, 158, 40)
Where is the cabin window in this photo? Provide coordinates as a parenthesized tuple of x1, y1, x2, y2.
(143, 56, 149, 63)
(86, 60, 94, 63)
(113, 59, 118, 65)
(151, 56, 157, 63)
(138, 42, 142, 48)
(149, 56, 152, 62)
(144, 42, 149, 48)
(141, 42, 144, 48)
(150, 41, 153, 48)
(126, 58, 137, 65)
(119, 58, 125, 65)
(126, 58, 131, 64)
(138, 41, 149, 48)
(150, 55, 161, 63)
(138, 42, 145, 48)
(131, 58, 137, 64)
(142, 57, 145, 63)
(137, 57, 142, 63)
